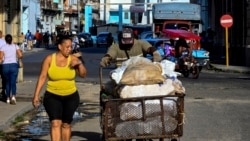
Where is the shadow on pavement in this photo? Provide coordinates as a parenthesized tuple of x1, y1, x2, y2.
(71, 131, 102, 141)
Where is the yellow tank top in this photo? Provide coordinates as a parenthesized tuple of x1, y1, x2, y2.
(46, 53, 77, 96)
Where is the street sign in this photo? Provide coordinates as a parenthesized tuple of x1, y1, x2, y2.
(220, 14, 233, 28)
(220, 14, 233, 67)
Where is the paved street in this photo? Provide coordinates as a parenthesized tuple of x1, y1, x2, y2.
(0, 48, 250, 141)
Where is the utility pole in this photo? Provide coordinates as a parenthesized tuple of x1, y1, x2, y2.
(77, 0, 81, 32)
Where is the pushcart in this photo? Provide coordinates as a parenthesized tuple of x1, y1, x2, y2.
(99, 67, 185, 141)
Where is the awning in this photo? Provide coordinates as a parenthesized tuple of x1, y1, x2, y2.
(162, 29, 201, 40)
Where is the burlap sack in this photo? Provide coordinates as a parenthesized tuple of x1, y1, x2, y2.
(119, 62, 166, 85)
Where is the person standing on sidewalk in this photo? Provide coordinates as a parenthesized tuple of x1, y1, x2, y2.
(0, 34, 23, 104)
(32, 35, 87, 141)
(0, 30, 6, 100)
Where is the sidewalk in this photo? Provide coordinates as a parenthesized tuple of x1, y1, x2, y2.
(0, 48, 250, 140)
(210, 63, 250, 74)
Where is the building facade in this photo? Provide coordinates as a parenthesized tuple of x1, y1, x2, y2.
(40, 0, 64, 34)
(0, 0, 21, 43)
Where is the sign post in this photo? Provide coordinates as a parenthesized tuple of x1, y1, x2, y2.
(220, 14, 233, 67)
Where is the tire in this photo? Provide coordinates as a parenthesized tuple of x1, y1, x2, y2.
(199, 66, 203, 72)
(191, 66, 200, 79)
(182, 70, 190, 77)
(206, 61, 212, 70)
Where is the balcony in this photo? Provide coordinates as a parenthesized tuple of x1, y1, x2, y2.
(41, 0, 61, 11)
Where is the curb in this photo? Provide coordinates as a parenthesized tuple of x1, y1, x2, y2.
(0, 103, 33, 131)
(210, 64, 250, 74)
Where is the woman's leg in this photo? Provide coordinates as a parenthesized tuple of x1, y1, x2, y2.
(61, 91, 80, 141)
(2, 64, 10, 99)
(9, 63, 18, 97)
(50, 119, 62, 141)
(61, 123, 71, 141)
(43, 92, 63, 141)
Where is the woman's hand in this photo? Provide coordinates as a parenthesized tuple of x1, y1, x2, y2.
(70, 58, 82, 68)
(32, 95, 40, 108)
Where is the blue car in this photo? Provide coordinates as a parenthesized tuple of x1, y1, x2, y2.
(96, 32, 110, 48)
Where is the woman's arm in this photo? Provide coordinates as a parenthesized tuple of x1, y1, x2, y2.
(16, 49, 23, 59)
(70, 55, 87, 78)
(32, 54, 51, 108)
(0, 51, 3, 63)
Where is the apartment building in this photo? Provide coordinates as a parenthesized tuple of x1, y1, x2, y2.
(0, 0, 21, 43)
(40, 0, 64, 34)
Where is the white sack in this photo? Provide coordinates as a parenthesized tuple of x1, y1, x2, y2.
(115, 115, 178, 137)
(118, 79, 175, 98)
(159, 59, 181, 78)
(120, 98, 177, 121)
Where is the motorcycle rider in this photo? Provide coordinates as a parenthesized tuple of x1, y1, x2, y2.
(100, 28, 162, 67)
(174, 37, 191, 70)
(71, 31, 80, 52)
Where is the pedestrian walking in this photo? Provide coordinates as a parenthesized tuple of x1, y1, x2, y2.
(0, 30, 6, 100)
(0, 34, 23, 104)
(20, 32, 26, 52)
(32, 35, 87, 141)
(35, 30, 42, 48)
(71, 31, 79, 51)
(51, 32, 57, 47)
(19, 32, 25, 45)
(43, 31, 50, 48)
(25, 30, 34, 50)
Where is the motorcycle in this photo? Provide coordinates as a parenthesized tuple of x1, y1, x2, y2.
(159, 44, 201, 79)
(144, 38, 204, 79)
(175, 55, 200, 79)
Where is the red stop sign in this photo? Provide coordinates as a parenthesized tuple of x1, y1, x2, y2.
(220, 14, 233, 28)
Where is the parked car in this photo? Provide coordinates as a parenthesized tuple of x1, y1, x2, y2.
(140, 31, 153, 39)
(124, 24, 152, 39)
(77, 32, 93, 47)
(96, 32, 110, 47)
(144, 38, 171, 49)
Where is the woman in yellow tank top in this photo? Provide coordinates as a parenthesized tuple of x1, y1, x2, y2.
(32, 35, 87, 141)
